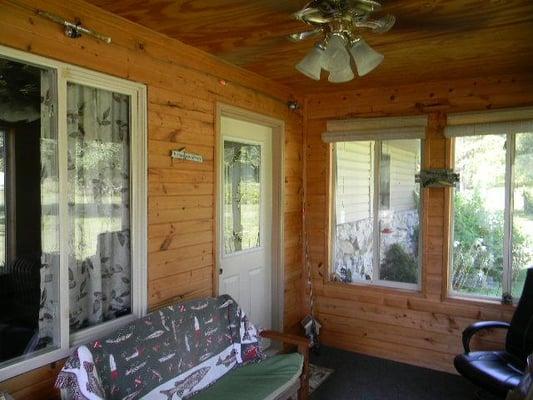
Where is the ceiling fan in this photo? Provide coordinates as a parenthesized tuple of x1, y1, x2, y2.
(288, 0, 395, 83)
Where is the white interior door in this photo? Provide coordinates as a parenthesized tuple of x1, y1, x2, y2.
(219, 116, 272, 331)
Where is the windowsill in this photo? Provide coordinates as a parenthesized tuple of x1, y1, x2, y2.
(325, 278, 423, 297)
(444, 293, 517, 309)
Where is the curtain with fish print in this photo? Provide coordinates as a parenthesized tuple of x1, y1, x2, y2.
(66, 82, 132, 333)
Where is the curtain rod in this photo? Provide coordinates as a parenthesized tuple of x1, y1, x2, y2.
(6, 0, 299, 109)
(35, 9, 112, 44)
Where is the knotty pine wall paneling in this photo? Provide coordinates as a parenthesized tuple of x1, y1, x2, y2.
(0, 0, 303, 397)
(303, 74, 533, 373)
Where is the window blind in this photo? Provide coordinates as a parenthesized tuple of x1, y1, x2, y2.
(322, 115, 427, 143)
(445, 107, 533, 138)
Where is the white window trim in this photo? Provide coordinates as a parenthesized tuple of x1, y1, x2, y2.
(0, 45, 147, 381)
(448, 132, 523, 302)
(330, 139, 424, 292)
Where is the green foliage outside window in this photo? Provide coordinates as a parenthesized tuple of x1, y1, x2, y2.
(452, 190, 531, 296)
(380, 244, 418, 284)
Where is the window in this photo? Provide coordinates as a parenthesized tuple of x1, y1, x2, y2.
(67, 82, 134, 334)
(0, 46, 147, 380)
(328, 126, 424, 289)
(447, 108, 533, 301)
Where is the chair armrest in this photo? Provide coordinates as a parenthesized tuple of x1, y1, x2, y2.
(260, 330, 311, 349)
(462, 321, 510, 353)
(260, 330, 311, 400)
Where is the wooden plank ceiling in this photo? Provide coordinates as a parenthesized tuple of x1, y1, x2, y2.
(90, 0, 533, 94)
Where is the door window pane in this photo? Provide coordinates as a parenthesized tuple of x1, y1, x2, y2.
(223, 141, 261, 255)
(512, 133, 533, 298)
(451, 134, 506, 297)
(0, 57, 59, 364)
(333, 141, 374, 282)
(379, 140, 421, 284)
(67, 82, 132, 333)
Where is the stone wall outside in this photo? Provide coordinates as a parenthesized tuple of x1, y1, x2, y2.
(333, 209, 419, 283)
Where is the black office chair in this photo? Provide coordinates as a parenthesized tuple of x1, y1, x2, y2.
(454, 268, 533, 398)
(507, 354, 533, 400)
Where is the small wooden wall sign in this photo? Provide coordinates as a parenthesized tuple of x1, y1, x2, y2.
(171, 148, 203, 163)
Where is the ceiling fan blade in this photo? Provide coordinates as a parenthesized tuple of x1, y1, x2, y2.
(346, 0, 382, 14)
(293, 7, 332, 24)
(288, 28, 324, 42)
(355, 14, 396, 33)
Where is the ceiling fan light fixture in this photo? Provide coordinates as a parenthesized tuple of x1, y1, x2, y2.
(328, 64, 355, 83)
(290, 0, 394, 83)
(349, 38, 384, 76)
(323, 34, 350, 72)
(296, 43, 326, 81)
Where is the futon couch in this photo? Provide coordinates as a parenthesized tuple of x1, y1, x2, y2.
(56, 294, 310, 400)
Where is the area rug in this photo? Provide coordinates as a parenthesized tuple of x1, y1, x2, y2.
(309, 363, 334, 393)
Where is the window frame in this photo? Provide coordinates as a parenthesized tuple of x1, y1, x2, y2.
(330, 139, 424, 292)
(448, 132, 521, 303)
(0, 45, 147, 381)
(379, 151, 391, 211)
(0, 126, 7, 268)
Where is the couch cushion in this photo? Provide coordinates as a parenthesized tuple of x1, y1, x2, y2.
(192, 353, 303, 400)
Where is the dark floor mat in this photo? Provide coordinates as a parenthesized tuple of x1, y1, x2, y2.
(310, 346, 483, 400)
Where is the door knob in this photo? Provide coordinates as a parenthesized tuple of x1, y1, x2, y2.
(219, 268, 223, 275)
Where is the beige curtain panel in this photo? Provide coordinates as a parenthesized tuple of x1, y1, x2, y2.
(322, 115, 428, 143)
(445, 107, 533, 138)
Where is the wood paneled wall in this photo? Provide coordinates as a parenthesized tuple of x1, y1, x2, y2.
(0, 0, 303, 397)
(303, 74, 533, 373)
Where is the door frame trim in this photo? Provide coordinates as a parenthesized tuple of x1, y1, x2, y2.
(215, 103, 285, 332)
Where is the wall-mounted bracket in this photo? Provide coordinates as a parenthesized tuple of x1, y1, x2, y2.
(415, 169, 460, 188)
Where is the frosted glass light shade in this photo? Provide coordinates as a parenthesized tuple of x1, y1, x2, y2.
(349, 39, 384, 76)
(296, 45, 325, 80)
(328, 65, 355, 83)
(323, 34, 350, 73)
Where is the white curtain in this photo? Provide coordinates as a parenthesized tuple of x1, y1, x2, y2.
(38, 69, 60, 345)
(66, 83, 131, 332)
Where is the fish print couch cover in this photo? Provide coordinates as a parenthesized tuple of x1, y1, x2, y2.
(55, 295, 264, 400)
